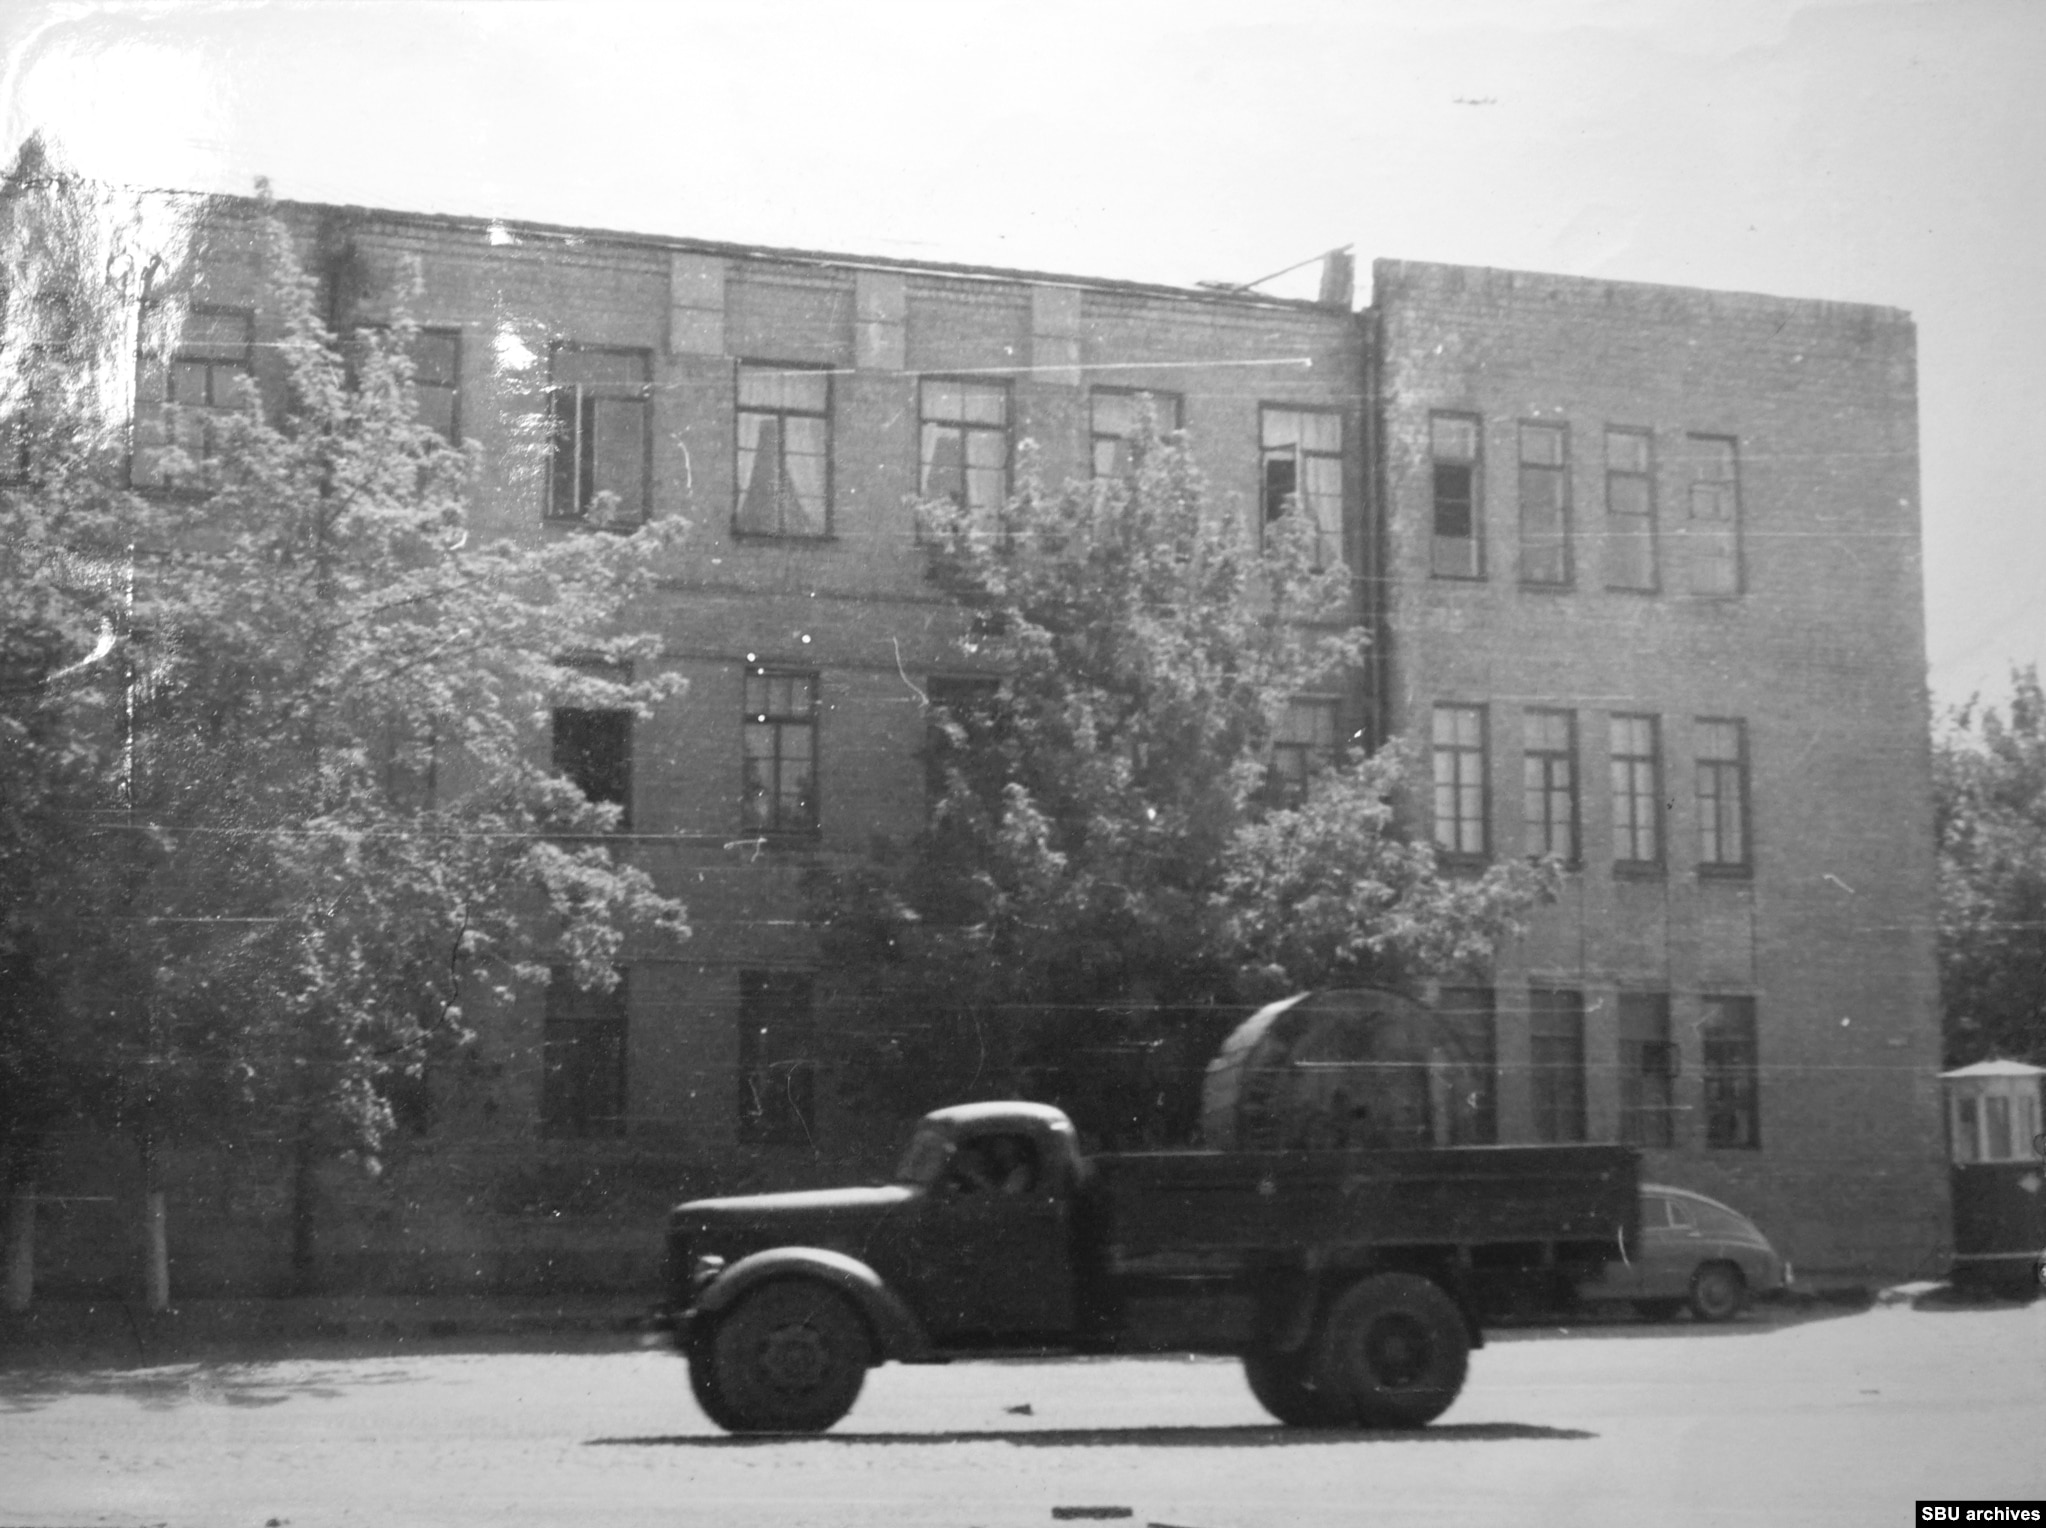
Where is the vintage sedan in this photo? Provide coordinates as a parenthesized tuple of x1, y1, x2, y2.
(1576, 1183, 1790, 1321)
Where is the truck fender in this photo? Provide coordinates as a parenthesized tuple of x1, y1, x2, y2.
(696, 1246, 933, 1362)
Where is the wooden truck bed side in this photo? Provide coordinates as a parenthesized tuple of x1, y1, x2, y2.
(1091, 1145, 1638, 1272)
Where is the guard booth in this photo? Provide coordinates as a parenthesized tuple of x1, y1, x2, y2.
(1940, 1058, 2045, 1297)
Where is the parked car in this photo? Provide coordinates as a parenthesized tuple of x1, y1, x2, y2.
(1576, 1183, 1790, 1322)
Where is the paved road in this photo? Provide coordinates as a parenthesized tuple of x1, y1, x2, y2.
(3, 1300, 2041, 1528)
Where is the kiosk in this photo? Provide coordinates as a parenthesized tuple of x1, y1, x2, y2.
(1940, 1058, 2045, 1297)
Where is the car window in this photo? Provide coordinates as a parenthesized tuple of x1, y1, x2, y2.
(1663, 1197, 1695, 1231)
(895, 1125, 954, 1187)
(1688, 1202, 1754, 1238)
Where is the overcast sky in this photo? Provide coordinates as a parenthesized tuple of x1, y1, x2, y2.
(4, 0, 2040, 710)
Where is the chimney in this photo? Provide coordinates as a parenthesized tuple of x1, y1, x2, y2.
(1317, 248, 1356, 310)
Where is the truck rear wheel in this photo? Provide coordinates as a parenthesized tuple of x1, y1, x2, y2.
(1243, 1343, 1344, 1428)
(1310, 1272, 1469, 1428)
(693, 1280, 872, 1433)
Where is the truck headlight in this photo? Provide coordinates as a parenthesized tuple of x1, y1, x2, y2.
(690, 1254, 727, 1293)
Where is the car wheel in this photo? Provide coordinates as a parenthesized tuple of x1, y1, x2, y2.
(1310, 1272, 1470, 1428)
(1243, 1343, 1345, 1427)
(1632, 1298, 1684, 1322)
(695, 1280, 872, 1433)
(1688, 1262, 1747, 1323)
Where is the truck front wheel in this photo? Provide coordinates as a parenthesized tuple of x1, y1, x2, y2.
(1311, 1272, 1470, 1428)
(1243, 1343, 1344, 1428)
(692, 1279, 872, 1433)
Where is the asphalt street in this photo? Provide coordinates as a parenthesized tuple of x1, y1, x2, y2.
(2, 1297, 2041, 1528)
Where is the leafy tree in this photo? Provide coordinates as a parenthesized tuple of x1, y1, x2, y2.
(1936, 665, 2046, 1067)
(0, 142, 688, 1299)
(815, 421, 1549, 1142)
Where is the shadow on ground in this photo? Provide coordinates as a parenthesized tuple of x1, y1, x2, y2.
(0, 1358, 429, 1414)
(589, 1421, 1595, 1449)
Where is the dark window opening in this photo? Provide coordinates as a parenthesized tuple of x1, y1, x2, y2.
(1610, 713, 1662, 868)
(1529, 987, 1587, 1143)
(1522, 708, 1578, 863)
(1430, 414, 1482, 578)
(1702, 996, 1760, 1148)
(1260, 406, 1343, 567)
(739, 970, 816, 1146)
(553, 707, 632, 830)
(1696, 718, 1750, 871)
(743, 666, 819, 833)
(1618, 992, 1676, 1148)
(541, 968, 627, 1138)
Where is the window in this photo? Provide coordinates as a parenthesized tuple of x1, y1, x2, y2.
(735, 363, 829, 537)
(1271, 697, 1339, 804)
(920, 378, 1009, 512)
(1260, 406, 1343, 566)
(1609, 714, 1662, 868)
(1433, 987, 1497, 1145)
(742, 666, 818, 833)
(1430, 413, 1482, 578)
(1695, 718, 1749, 871)
(1432, 703, 1487, 859)
(552, 707, 632, 830)
(1701, 996, 1759, 1148)
(738, 970, 816, 1146)
(410, 329, 461, 444)
(1685, 435, 1740, 595)
(1618, 992, 1677, 1148)
(1090, 387, 1183, 478)
(1522, 708, 1577, 863)
(1604, 427, 1655, 591)
(1518, 422, 1570, 586)
(1529, 987, 1586, 1143)
(166, 306, 254, 462)
(924, 674, 1002, 809)
(541, 968, 627, 1138)
(547, 345, 650, 523)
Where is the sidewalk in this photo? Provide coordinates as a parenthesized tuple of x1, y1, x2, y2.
(0, 1292, 659, 1367)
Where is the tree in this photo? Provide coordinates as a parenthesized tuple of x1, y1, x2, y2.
(0, 143, 688, 1301)
(1936, 665, 2046, 1067)
(814, 420, 1548, 1141)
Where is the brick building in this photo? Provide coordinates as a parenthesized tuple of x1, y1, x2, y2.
(26, 196, 1945, 1292)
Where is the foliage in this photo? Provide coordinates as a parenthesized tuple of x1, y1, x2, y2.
(0, 141, 689, 1204)
(814, 419, 1548, 1139)
(1935, 664, 2046, 1066)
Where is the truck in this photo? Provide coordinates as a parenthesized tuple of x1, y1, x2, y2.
(661, 1098, 1638, 1433)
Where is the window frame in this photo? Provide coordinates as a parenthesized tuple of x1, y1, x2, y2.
(1695, 717, 1751, 875)
(741, 664, 821, 836)
(1517, 420, 1572, 588)
(1429, 411, 1484, 580)
(1609, 712, 1663, 872)
(1603, 425, 1657, 592)
(1270, 695, 1340, 805)
(551, 705, 634, 832)
(1684, 433, 1742, 597)
(738, 969, 818, 1146)
(1617, 991, 1677, 1148)
(165, 304, 256, 465)
(1089, 386, 1183, 479)
(1700, 995, 1761, 1149)
(540, 967, 628, 1139)
(1522, 707, 1579, 865)
(408, 326, 462, 446)
(733, 359, 833, 539)
(918, 375, 1012, 514)
(1259, 403, 1345, 568)
(545, 342, 653, 525)
(1432, 702, 1489, 862)
(1529, 986, 1587, 1144)
(1434, 986, 1498, 1145)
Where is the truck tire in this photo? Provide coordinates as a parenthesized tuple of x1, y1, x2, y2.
(1687, 1263, 1746, 1323)
(693, 1279, 872, 1433)
(1243, 1344, 1344, 1428)
(1310, 1272, 1469, 1428)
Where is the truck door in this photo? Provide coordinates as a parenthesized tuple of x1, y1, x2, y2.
(906, 1130, 1076, 1341)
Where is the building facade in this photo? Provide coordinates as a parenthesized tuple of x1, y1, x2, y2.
(27, 197, 1944, 1293)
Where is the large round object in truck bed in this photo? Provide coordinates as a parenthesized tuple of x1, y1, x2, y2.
(1201, 989, 1460, 1150)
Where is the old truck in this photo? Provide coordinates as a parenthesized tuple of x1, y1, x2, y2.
(661, 1098, 1638, 1433)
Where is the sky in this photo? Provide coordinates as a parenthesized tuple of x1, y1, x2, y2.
(2, 0, 2040, 710)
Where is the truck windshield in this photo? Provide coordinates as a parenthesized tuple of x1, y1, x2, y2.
(895, 1125, 953, 1187)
